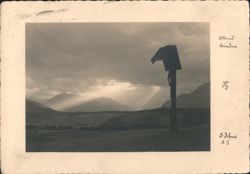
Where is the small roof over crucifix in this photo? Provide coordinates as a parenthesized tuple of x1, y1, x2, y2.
(151, 45, 182, 72)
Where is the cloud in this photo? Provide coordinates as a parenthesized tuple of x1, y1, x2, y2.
(26, 22, 210, 107)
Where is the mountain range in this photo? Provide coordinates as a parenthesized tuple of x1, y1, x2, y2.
(45, 93, 82, 110)
(66, 97, 130, 112)
(41, 93, 130, 112)
(27, 82, 210, 112)
(162, 82, 210, 108)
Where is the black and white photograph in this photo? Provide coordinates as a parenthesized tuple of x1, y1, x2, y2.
(2, 1, 249, 173)
(25, 22, 210, 152)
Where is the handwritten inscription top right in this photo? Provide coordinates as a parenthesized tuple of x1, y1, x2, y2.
(218, 35, 237, 48)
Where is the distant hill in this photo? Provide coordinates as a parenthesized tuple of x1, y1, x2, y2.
(162, 82, 210, 108)
(97, 108, 210, 130)
(45, 93, 82, 110)
(26, 99, 55, 113)
(66, 97, 130, 112)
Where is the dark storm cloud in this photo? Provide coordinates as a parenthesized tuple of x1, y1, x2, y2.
(26, 22, 209, 98)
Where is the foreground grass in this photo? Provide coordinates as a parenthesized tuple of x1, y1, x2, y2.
(26, 124, 210, 152)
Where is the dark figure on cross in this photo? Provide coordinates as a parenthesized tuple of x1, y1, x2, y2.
(168, 71, 174, 86)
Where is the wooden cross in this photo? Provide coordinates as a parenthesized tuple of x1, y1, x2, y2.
(151, 45, 182, 133)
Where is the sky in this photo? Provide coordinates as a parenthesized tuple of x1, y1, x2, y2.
(26, 22, 210, 110)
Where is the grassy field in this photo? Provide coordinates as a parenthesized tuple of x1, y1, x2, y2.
(26, 124, 209, 152)
(26, 108, 210, 152)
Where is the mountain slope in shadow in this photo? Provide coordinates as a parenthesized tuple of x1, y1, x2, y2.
(162, 82, 210, 108)
(26, 99, 55, 113)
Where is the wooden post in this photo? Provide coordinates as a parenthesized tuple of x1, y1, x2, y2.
(169, 69, 177, 133)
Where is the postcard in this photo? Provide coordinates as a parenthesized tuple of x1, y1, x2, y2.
(1, 1, 249, 173)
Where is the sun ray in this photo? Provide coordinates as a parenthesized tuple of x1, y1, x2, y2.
(133, 86, 161, 111)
